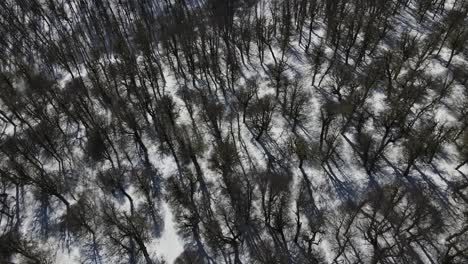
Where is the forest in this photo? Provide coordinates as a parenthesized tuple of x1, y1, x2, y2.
(0, 0, 468, 263)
